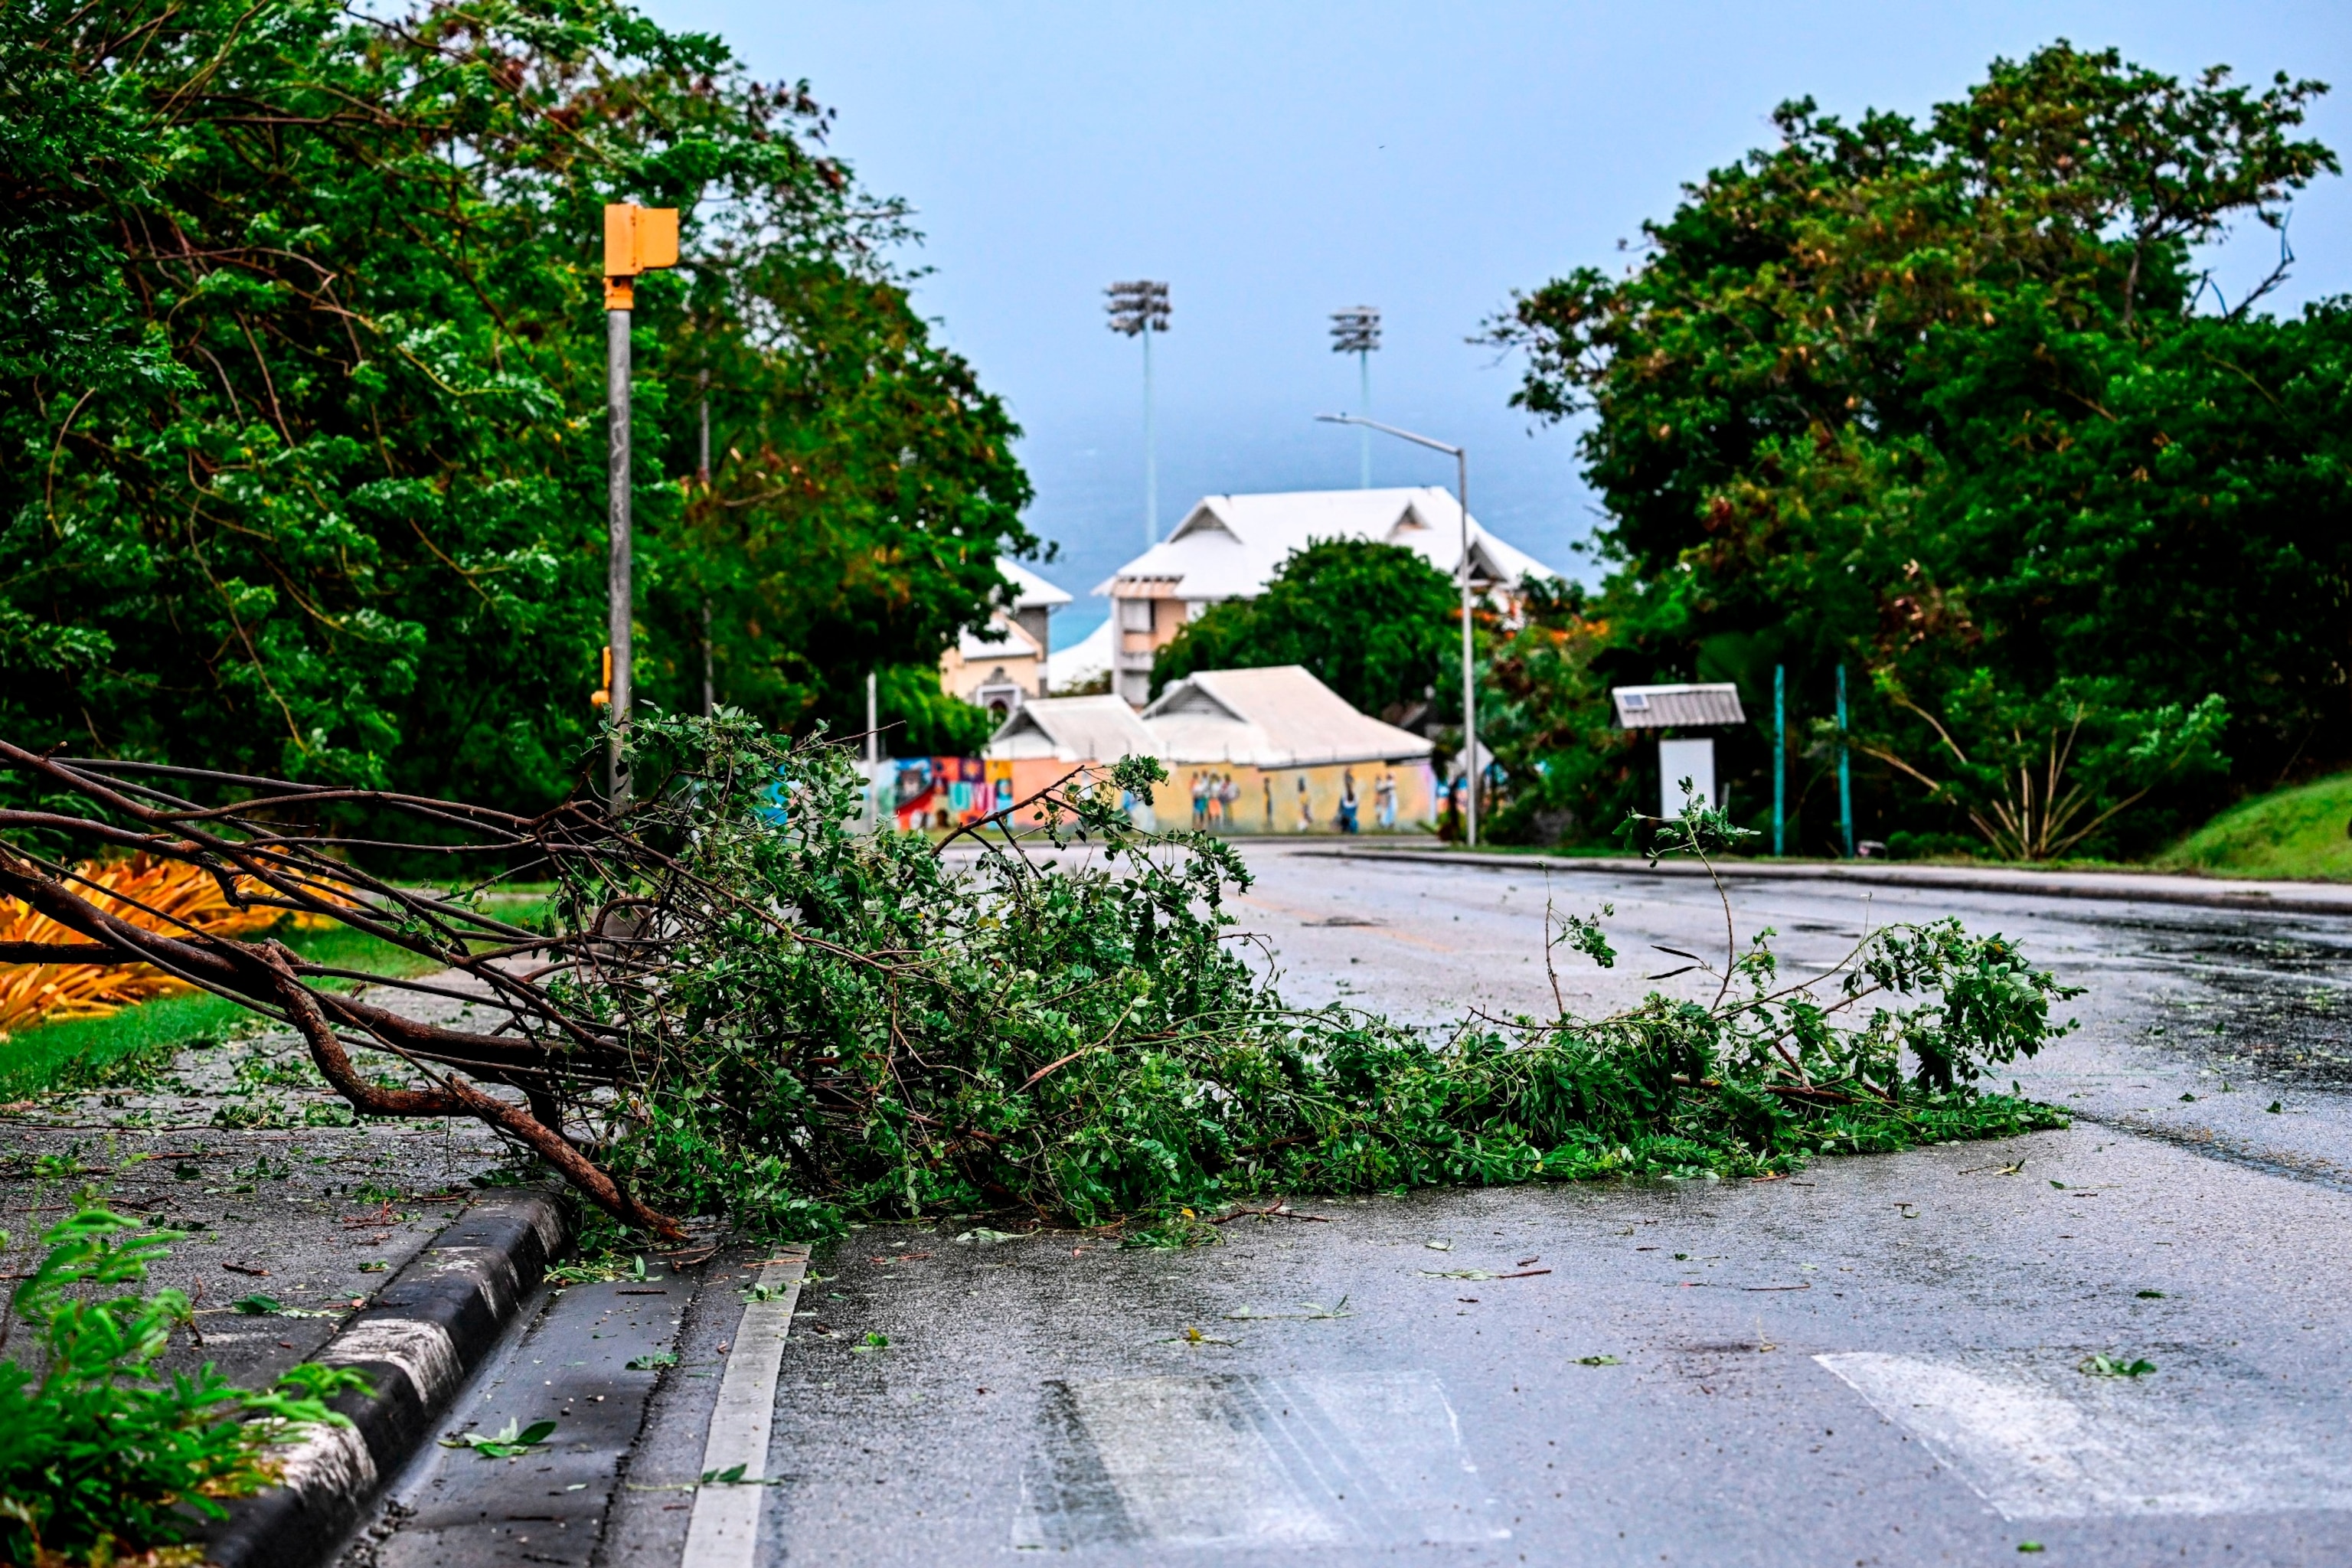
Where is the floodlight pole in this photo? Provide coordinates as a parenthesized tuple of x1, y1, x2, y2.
(1329, 307, 1382, 488)
(1142, 324, 1158, 547)
(1106, 280, 1171, 549)
(1315, 413, 1476, 847)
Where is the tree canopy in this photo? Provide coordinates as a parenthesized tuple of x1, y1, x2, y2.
(1488, 41, 2347, 854)
(1, 0, 1029, 808)
(1149, 538, 1462, 721)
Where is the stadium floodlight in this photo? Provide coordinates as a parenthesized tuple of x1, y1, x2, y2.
(1105, 280, 1171, 547)
(1329, 306, 1382, 486)
(1105, 279, 1171, 336)
(1328, 305, 1380, 354)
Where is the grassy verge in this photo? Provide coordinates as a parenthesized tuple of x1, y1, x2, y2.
(0, 923, 449, 1098)
(2156, 772, 2352, 883)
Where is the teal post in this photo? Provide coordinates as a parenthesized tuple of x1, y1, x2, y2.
(1835, 664, 1854, 858)
(1772, 664, 1785, 857)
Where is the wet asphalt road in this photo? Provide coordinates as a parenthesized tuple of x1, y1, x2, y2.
(740, 849, 2352, 1567)
(338, 847, 2352, 1567)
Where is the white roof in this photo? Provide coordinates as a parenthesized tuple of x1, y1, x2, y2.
(985, 694, 1161, 763)
(995, 557, 1072, 612)
(955, 613, 1044, 662)
(1140, 666, 1433, 768)
(1094, 487, 1556, 602)
(1044, 616, 1113, 691)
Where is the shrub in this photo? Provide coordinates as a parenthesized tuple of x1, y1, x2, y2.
(0, 1210, 364, 1566)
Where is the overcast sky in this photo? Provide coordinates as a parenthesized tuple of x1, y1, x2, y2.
(638, 1, 2351, 642)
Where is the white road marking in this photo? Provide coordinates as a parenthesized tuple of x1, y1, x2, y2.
(1013, 1371, 1504, 1547)
(679, 1248, 809, 1568)
(1818, 1350, 2352, 1519)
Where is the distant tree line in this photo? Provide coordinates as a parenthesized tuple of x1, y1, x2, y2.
(1482, 41, 2347, 857)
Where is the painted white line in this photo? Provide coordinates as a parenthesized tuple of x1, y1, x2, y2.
(1817, 1350, 2352, 1519)
(679, 1247, 809, 1568)
(1011, 1371, 1505, 1549)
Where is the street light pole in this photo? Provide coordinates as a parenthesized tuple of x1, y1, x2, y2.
(1105, 280, 1171, 548)
(600, 202, 679, 812)
(1328, 308, 1381, 488)
(1315, 413, 1478, 847)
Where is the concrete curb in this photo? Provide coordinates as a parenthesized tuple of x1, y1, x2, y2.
(1298, 846, 2352, 916)
(201, 1187, 573, 1568)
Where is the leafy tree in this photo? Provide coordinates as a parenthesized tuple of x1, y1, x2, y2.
(0, 0, 1031, 809)
(1488, 41, 2345, 853)
(1148, 538, 1460, 720)
(1481, 578, 1636, 844)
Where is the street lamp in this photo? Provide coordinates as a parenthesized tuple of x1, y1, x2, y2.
(1328, 307, 1381, 488)
(1105, 279, 1171, 548)
(1315, 413, 1481, 847)
(599, 201, 680, 811)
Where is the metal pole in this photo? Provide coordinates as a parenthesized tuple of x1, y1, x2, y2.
(1836, 663, 1854, 858)
(1142, 325, 1158, 548)
(1773, 664, 1785, 857)
(1310, 411, 1473, 844)
(701, 603, 715, 719)
(697, 369, 713, 719)
(1357, 350, 1372, 488)
(1459, 449, 1476, 848)
(606, 304, 632, 810)
(866, 670, 879, 766)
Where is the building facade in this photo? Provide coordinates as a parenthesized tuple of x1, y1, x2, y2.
(986, 665, 1436, 833)
(937, 558, 1072, 719)
(1096, 487, 1558, 707)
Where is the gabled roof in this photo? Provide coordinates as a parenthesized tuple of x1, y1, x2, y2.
(1093, 487, 1556, 601)
(1141, 666, 1433, 767)
(995, 557, 1072, 611)
(1044, 616, 1113, 691)
(953, 613, 1043, 662)
(1612, 683, 1747, 730)
(985, 694, 1161, 763)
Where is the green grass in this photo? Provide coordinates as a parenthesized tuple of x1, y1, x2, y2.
(0, 923, 451, 1099)
(2158, 771, 2352, 882)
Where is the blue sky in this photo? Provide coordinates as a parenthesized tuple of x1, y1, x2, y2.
(639, 1, 2351, 643)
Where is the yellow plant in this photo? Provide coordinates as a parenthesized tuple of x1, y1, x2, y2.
(0, 856, 342, 1037)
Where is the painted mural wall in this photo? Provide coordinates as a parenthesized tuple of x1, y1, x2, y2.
(908, 756, 1437, 835)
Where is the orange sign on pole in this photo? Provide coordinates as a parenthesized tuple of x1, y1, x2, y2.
(603, 203, 679, 308)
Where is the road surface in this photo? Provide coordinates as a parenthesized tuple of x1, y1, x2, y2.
(345, 846, 2352, 1567)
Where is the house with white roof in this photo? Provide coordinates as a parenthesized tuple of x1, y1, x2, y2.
(986, 665, 1437, 833)
(1095, 487, 1558, 705)
(938, 557, 1072, 719)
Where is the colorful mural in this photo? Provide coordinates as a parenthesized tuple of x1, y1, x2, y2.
(891, 756, 1015, 832)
